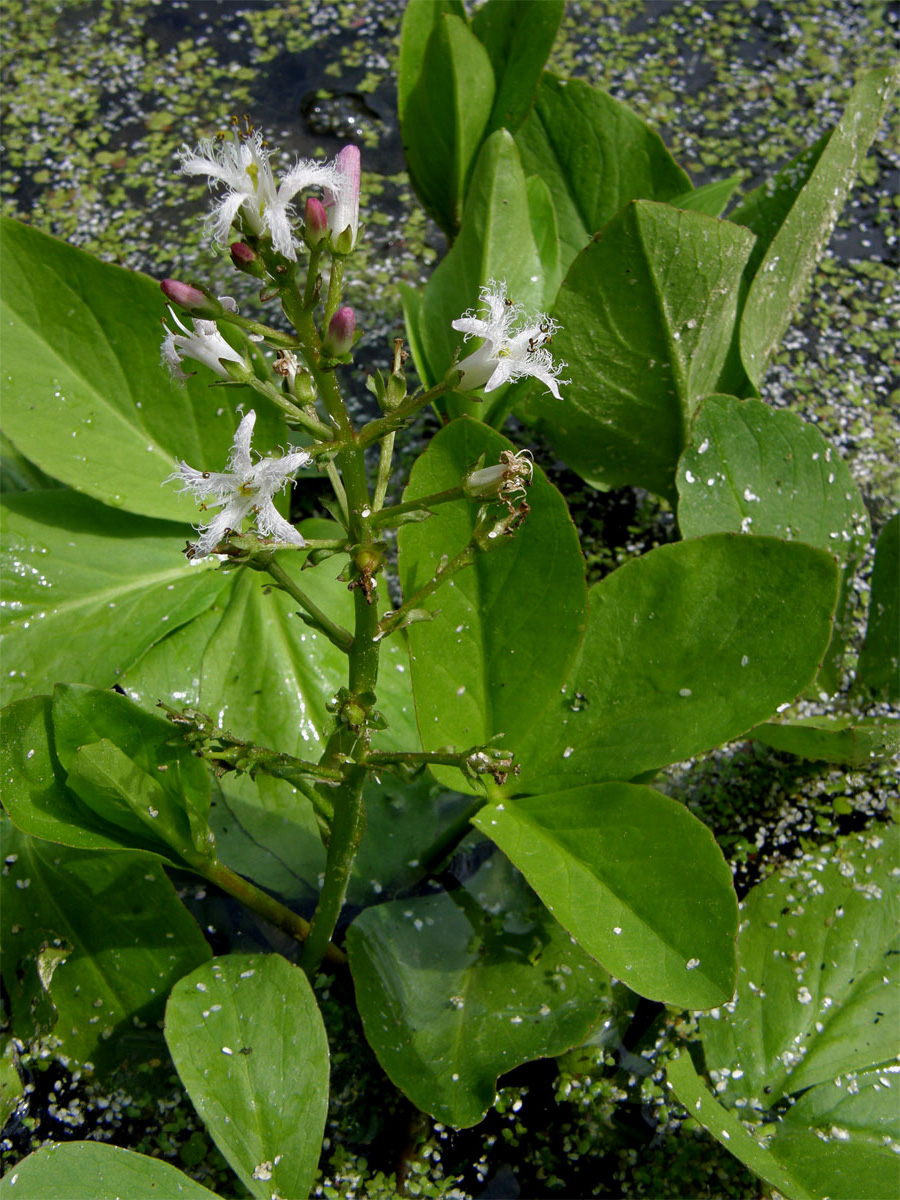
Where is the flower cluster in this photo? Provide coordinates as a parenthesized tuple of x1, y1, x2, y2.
(452, 280, 568, 399)
(165, 411, 311, 559)
(180, 119, 360, 261)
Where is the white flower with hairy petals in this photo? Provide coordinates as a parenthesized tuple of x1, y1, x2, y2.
(161, 307, 246, 382)
(451, 280, 568, 399)
(165, 411, 311, 559)
(180, 125, 345, 261)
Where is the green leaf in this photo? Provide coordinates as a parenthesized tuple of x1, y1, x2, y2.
(0, 216, 282, 521)
(119, 604, 225, 712)
(532, 202, 755, 498)
(0, 431, 62, 493)
(398, 10, 495, 237)
(398, 281, 430, 405)
(666, 1053, 814, 1200)
(415, 130, 544, 410)
(676, 394, 870, 691)
(166, 954, 329, 1200)
(471, 0, 564, 136)
(1, 821, 210, 1071)
(397, 0, 468, 119)
(209, 775, 324, 907)
(64, 739, 201, 865)
(348, 777, 475, 906)
(515, 74, 692, 275)
(526, 173, 563, 311)
(472, 784, 737, 1009)
(398, 418, 587, 793)
(347, 847, 610, 1128)
(0, 1039, 23, 1129)
(857, 514, 899, 702)
(768, 1070, 900, 1200)
(0, 1142, 219, 1198)
(669, 174, 744, 218)
(2, 695, 182, 859)
(517, 535, 839, 795)
(686, 827, 900, 1200)
(749, 715, 899, 766)
(0, 490, 228, 709)
(702, 826, 899, 1102)
(52, 684, 214, 862)
(734, 68, 896, 389)
(197, 537, 418, 763)
(678, 396, 868, 566)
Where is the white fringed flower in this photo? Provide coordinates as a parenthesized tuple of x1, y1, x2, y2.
(451, 280, 568, 399)
(165, 411, 311, 559)
(180, 123, 345, 261)
(161, 307, 246, 381)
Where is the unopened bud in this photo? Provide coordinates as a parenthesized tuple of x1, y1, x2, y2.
(322, 306, 356, 357)
(160, 278, 222, 317)
(325, 145, 361, 253)
(304, 197, 328, 248)
(229, 242, 266, 278)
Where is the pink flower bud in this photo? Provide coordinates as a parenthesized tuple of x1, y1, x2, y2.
(304, 197, 329, 248)
(160, 278, 214, 313)
(323, 306, 356, 356)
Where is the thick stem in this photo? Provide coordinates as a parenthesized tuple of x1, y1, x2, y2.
(200, 859, 346, 965)
(300, 764, 367, 972)
(300, 416, 381, 973)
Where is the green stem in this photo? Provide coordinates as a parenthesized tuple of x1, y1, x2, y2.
(372, 431, 395, 512)
(324, 257, 345, 326)
(300, 763, 367, 972)
(370, 485, 464, 529)
(325, 459, 350, 525)
(239, 373, 330, 437)
(200, 859, 346, 965)
(263, 557, 353, 652)
(357, 382, 453, 449)
(303, 247, 323, 310)
(301, 405, 381, 973)
(218, 310, 299, 349)
(378, 543, 476, 638)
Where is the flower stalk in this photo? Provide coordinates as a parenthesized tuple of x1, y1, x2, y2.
(161, 124, 565, 979)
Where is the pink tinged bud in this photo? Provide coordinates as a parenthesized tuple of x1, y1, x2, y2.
(229, 241, 256, 266)
(304, 197, 329, 248)
(325, 145, 360, 252)
(229, 241, 267, 279)
(160, 278, 214, 313)
(323, 306, 356, 356)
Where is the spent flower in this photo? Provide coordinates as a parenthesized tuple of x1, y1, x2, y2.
(463, 449, 534, 505)
(451, 280, 568, 399)
(180, 119, 345, 261)
(165, 410, 311, 559)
